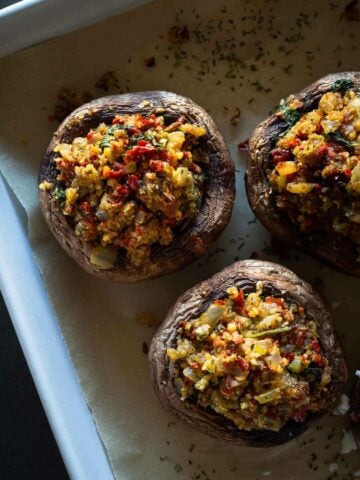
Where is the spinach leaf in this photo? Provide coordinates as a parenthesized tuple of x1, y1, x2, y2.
(100, 124, 125, 150)
(52, 186, 66, 206)
(325, 132, 354, 150)
(108, 124, 125, 135)
(332, 79, 354, 92)
(279, 102, 302, 126)
(99, 137, 111, 150)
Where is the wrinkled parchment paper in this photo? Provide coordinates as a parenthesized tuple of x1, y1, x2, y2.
(0, 0, 359, 478)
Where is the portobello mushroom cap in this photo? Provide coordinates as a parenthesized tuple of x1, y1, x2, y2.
(149, 259, 348, 447)
(39, 91, 235, 282)
(246, 72, 360, 276)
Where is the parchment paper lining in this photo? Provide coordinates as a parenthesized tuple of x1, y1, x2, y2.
(0, 1, 359, 478)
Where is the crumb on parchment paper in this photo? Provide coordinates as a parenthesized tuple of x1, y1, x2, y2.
(49, 72, 121, 123)
(229, 107, 241, 126)
(48, 87, 93, 123)
(135, 311, 158, 327)
(95, 71, 120, 91)
(333, 394, 350, 416)
(168, 24, 190, 44)
(144, 56, 156, 67)
(341, 428, 358, 454)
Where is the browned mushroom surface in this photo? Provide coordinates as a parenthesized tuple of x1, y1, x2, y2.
(149, 260, 347, 447)
(246, 72, 360, 276)
(39, 91, 235, 282)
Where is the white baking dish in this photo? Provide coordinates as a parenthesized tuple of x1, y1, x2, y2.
(0, 0, 152, 58)
(0, 174, 115, 479)
(0, 1, 358, 479)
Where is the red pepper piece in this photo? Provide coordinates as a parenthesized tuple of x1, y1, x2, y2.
(311, 340, 321, 353)
(214, 299, 226, 306)
(117, 185, 130, 197)
(126, 145, 169, 163)
(137, 139, 150, 146)
(149, 160, 164, 172)
(265, 296, 283, 306)
(313, 353, 322, 365)
(295, 331, 304, 347)
(125, 145, 156, 161)
(286, 139, 301, 149)
(233, 290, 245, 314)
(286, 172, 298, 183)
(317, 145, 328, 156)
(282, 351, 295, 363)
(139, 116, 156, 130)
(79, 200, 91, 214)
(86, 132, 94, 141)
(220, 376, 236, 398)
(293, 406, 307, 423)
(236, 357, 249, 371)
(115, 232, 131, 248)
(112, 116, 124, 125)
(270, 148, 292, 163)
(189, 361, 199, 369)
(234, 290, 244, 305)
(297, 131, 308, 140)
(128, 174, 139, 191)
(315, 123, 324, 134)
(109, 163, 126, 179)
(127, 126, 140, 135)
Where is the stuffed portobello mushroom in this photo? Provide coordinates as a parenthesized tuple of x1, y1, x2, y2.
(246, 72, 360, 276)
(149, 260, 347, 447)
(39, 91, 235, 282)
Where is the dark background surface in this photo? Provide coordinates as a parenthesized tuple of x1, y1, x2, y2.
(0, 294, 69, 480)
(0, 0, 19, 8)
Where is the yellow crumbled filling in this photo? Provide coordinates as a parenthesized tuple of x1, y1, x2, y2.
(269, 88, 360, 260)
(44, 113, 207, 267)
(167, 283, 331, 432)
(39, 181, 53, 190)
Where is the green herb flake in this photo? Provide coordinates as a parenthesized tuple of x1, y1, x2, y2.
(331, 78, 354, 92)
(174, 463, 183, 473)
(325, 132, 354, 150)
(52, 186, 66, 206)
(246, 326, 293, 339)
(279, 99, 302, 126)
(99, 138, 111, 150)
